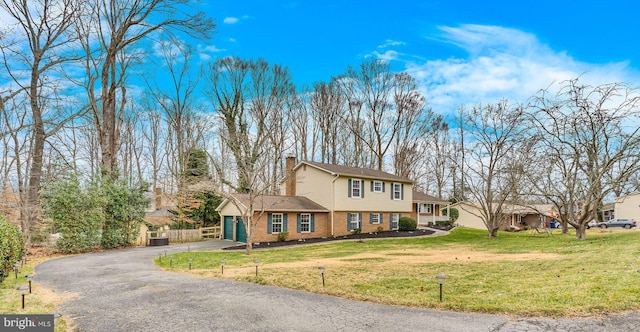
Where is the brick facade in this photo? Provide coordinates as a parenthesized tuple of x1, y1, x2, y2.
(250, 211, 330, 243)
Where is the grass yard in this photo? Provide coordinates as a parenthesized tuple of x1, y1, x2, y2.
(156, 227, 640, 317)
(0, 253, 70, 332)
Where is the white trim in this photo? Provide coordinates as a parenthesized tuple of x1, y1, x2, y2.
(392, 183, 402, 200)
(351, 178, 363, 199)
(300, 213, 311, 233)
(372, 180, 383, 193)
(272, 213, 283, 233)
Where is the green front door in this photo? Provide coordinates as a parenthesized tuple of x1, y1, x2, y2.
(236, 217, 247, 243)
(223, 216, 233, 240)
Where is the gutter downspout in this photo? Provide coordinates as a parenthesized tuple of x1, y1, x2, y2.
(331, 173, 339, 236)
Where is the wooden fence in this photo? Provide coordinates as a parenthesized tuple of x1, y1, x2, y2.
(146, 226, 221, 246)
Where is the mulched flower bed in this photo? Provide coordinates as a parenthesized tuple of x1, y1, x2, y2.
(223, 228, 442, 251)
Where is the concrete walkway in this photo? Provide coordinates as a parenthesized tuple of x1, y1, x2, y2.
(35, 240, 638, 332)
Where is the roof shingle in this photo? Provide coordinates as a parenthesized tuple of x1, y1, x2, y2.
(229, 194, 329, 212)
(299, 161, 412, 183)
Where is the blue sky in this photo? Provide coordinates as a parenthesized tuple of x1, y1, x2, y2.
(201, 0, 640, 114)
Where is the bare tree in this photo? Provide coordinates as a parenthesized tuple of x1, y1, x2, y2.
(140, 101, 166, 191)
(339, 60, 426, 172)
(458, 101, 528, 237)
(339, 60, 395, 170)
(528, 79, 640, 239)
(78, 0, 214, 179)
(287, 87, 311, 161)
(421, 111, 452, 199)
(309, 80, 345, 164)
(0, 0, 83, 241)
(206, 57, 294, 254)
(145, 40, 209, 195)
(392, 72, 428, 178)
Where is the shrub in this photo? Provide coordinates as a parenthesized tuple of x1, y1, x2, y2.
(427, 221, 434, 227)
(277, 232, 289, 242)
(41, 175, 149, 253)
(0, 217, 25, 283)
(376, 226, 384, 232)
(398, 217, 417, 231)
(436, 219, 452, 226)
(442, 207, 459, 222)
(41, 176, 104, 253)
(351, 228, 362, 234)
(100, 179, 149, 249)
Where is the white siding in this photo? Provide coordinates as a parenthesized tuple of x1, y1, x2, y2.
(614, 193, 640, 221)
(294, 164, 412, 214)
(333, 178, 412, 212)
(454, 203, 487, 230)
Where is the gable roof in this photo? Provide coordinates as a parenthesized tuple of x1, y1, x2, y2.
(412, 191, 448, 203)
(217, 194, 329, 213)
(613, 191, 640, 203)
(297, 161, 413, 183)
(144, 208, 174, 226)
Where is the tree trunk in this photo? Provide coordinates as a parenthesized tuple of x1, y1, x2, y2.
(25, 59, 46, 244)
(489, 227, 499, 238)
(575, 226, 587, 240)
(244, 214, 253, 255)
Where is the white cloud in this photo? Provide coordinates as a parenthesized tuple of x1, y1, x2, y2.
(223, 17, 239, 24)
(197, 44, 226, 61)
(370, 50, 400, 62)
(378, 39, 406, 49)
(407, 24, 639, 115)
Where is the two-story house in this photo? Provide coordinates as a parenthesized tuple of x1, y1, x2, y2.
(216, 157, 414, 243)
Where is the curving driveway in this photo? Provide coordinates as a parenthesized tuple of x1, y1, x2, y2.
(35, 241, 637, 332)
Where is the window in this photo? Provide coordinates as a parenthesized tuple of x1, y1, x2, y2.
(348, 213, 361, 231)
(370, 213, 381, 224)
(372, 181, 383, 193)
(392, 183, 402, 200)
(300, 213, 311, 233)
(390, 213, 400, 230)
(271, 213, 283, 233)
(351, 178, 362, 198)
(419, 203, 433, 214)
(351, 180, 362, 197)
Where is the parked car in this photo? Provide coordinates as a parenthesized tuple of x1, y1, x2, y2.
(595, 218, 637, 229)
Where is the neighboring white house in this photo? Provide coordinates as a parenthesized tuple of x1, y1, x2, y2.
(452, 202, 555, 230)
(612, 192, 640, 221)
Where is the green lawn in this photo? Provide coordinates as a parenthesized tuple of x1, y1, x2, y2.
(157, 227, 640, 317)
(0, 257, 69, 332)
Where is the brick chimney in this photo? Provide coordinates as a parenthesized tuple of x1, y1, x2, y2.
(155, 187, 163, 210)
(285, 156, 297, 196)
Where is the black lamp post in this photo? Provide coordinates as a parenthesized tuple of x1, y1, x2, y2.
(319, 266, 326, 287)
(26, 274, 34, 293)
(17, 286, 29, 309)
(435, 274, 446, 302)
(188, 258, 193, 270)
(14, 262, 19, 279)
(169, 255, 173, 267)
(254, 259, 260, 277)
(220, 260, 226, 275)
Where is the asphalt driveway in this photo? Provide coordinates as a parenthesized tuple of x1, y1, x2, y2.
(35, 240, 638, 331)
